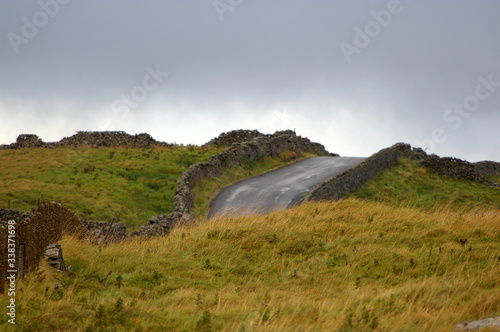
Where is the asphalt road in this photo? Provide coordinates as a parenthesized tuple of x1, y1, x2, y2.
(208, 156, 365, 218)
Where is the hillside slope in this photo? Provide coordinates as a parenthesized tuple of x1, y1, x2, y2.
(1, 198, 498, 331)
(0, 146, 222, 229)
(352, 158, 500, 211)
(1, 130, 328, 231)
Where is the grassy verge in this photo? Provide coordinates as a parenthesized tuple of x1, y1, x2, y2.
(1, 198, 498, 331)
(351, 158, 500, 211)
(191, 151, 318, 219)
(0, 146, 222, 230)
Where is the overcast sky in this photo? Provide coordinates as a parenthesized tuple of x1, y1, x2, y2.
(1, 0, 499, 161)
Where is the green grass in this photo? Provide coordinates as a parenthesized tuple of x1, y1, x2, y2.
(0, 146, 223, 230)
(1, 199, 498, 331)
(0, 147, 320, 230)
(351, 158, 500, 211)
(191, 151, 318, 219)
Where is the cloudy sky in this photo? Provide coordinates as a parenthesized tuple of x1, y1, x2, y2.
(1, 0, 499, 161)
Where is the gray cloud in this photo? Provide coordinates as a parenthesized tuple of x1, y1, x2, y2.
(1, 0, 499, 161)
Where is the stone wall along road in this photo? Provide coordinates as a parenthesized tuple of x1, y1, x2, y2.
(208, 156, 365, 218)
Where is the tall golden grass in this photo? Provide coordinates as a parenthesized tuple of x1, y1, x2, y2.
(2, 198, 498, 331)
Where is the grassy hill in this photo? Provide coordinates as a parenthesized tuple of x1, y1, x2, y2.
(0, 147, 316, 229)
(0, 146, 224, 229)
(1, 198, 498, 331)
(352, 158, 500, 211)
(0, 148, 499, 331)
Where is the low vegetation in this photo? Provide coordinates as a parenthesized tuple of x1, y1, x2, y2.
(0, 146, 223, 229)
(0, 147, 318, 230)
(352, 158, 500, 211)
(1, 198, 498, 331)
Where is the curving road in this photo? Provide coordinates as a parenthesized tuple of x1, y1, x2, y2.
(208, 156, 365, 218)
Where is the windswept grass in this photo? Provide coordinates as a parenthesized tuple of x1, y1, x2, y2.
(1, 199, 498, 331)
(0, 146, 222, 229)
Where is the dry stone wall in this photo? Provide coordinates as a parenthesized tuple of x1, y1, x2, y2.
(55, 131, 165, 148)
(9, 134, 47, 148)
(0, 209, 29, 224)
(174, 130, 329, 214)
(44, 244, 70, 273)
(0, 202, 127, 292)
(474, 160, 500, 178)
(203, 129, 266, 147)
(134, 130, 330, 236)
(81, 219, 128, 244)
(2, 131, 172, 149)
(304, 143, 423, 203)
(6, 129, 496, 239)
(419, 156, 487, 183)
(0, 201, 85, 292)
(305, 144, 499, 204)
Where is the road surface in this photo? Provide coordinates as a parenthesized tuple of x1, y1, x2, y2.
(208, 156, 365, 218)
